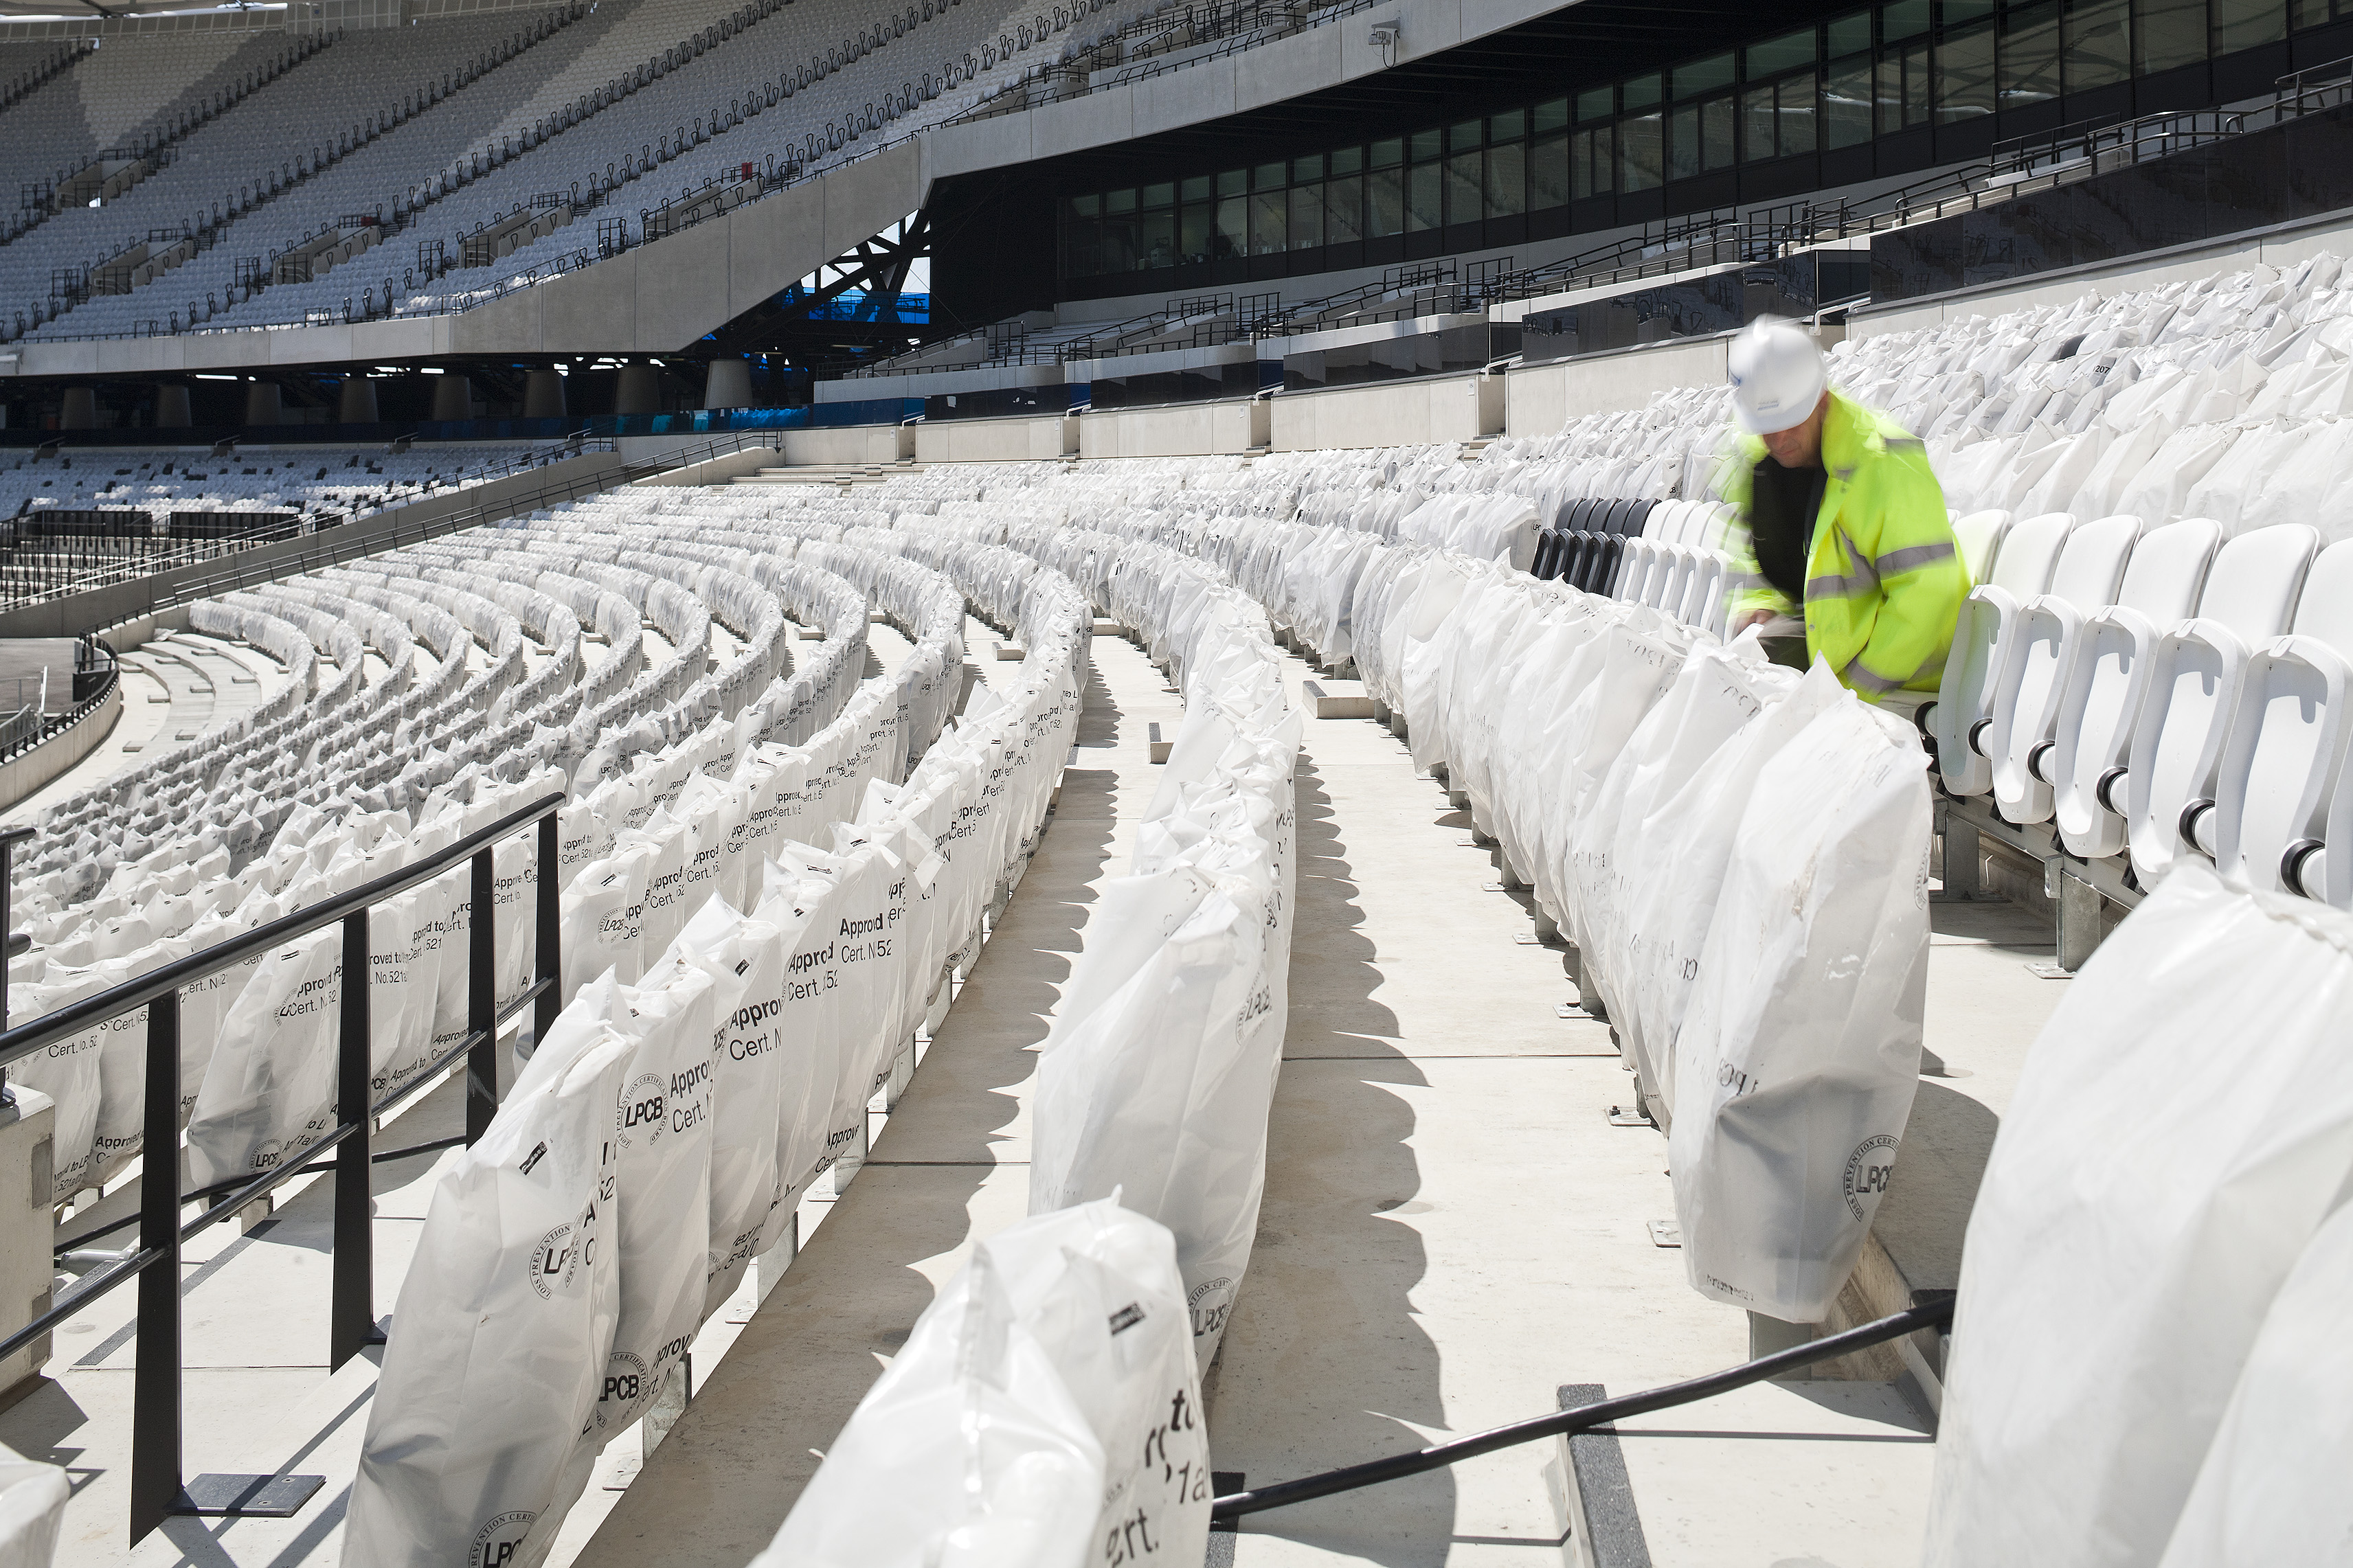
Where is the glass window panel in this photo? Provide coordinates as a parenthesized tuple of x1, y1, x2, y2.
(1289, 183, 1325, 248)
(1137, 210, 1175, 269)
(1217, 168, 1246, 196)
(1907, 38, 1933, 124)
(1487, 140, 1525, 216)
(1180, 202, 1212, 263)
(1744, 84, 1779, 159)
(1181, 174, 1212, 201)
(1623, 72, 1663, 111)
(1577, 84, 1616, 121)
(1326, 174, 1364, 242)
(1408, 162, 1443, 229)
(1252, 161, 1285, 191)
(1778, 71, 1819, 152)
(1248, 188, 1285, 251)
(1621, 111, 1662, 189)
(1105, 187, 1137, 214)
(1531, 133, 1570, 207)
(1882, 0, 1932, 39)
(1674, 52, 1735, 98)
(2065, 0, 2132, 87)
(2212, 0, 2284, 51)
(1827, 56, 1873, 144)
(1533, 98, 1570, 135)
(1944, 0, 1994, 21)
(2000, 3, 2060, 111)
(1101, 216, 1136, 272)
(1450, 117, 1484, 152)
(1574, 124, 1617, 198)
(2290, 0, 2328, 26)
(1702, 96, 1736, 168)
(1746, 26, 1819, 77)
(1876, 47, 1907, 131)
(1292, 152, 1325, 182)
(1827, 9, 1873, 56)
(1668, 103, 1700, 181)
(1371, 137, 1404, 169)
(1063, 217, 1099, 276)
(1142, 181, 1174, 208)
(1070, 193, 1100, 218)
(1331, 146, 1363, 176)
(1445, 150, 1481, 223)
(1491, 108, 1527, 142)
(1411, 128, 1444, 161)
(1939, 19, 1996, 120)
(1214, 194, 1247, 258)
(1369, 165, 1405, 234)
(2135, 0, 2205, 68)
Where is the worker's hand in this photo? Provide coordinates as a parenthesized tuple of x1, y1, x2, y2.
(1731, 609, 1776, 635)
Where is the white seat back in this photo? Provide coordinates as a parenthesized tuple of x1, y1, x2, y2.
(2286, 538, 2353, 655)
(2043, 515, 2143, 613)
(1985, 512, 2075, 598)
(1950, 510, 2012, 584)
(2113, 519, 2220, 622)
(2192, 523, 2320, 641)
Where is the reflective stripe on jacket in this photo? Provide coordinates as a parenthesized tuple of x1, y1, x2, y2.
(1720, 389, 1968, 695)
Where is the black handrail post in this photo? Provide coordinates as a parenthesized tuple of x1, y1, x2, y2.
(534, 813, 561, 1045)
(128, 986, 183, 1545)
(466, 848, 497, 1144)
(330, 908, 377, 1370)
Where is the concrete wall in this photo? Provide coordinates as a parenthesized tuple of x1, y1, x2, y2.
(1504, 332, 1737, 436)
(782, 425, 914, 465)
(1270, 373, 1500, 451)
(914, 415, 1076, 463)
(1079, 399, 1263, 459)
(0, 681, 119, 814)
(633, 445, 783, 486)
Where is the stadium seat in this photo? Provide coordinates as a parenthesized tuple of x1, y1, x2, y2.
(1933, 511, 2078, 797)
(1985, 514, 2145, 823)
(2047, 519, 2222, 859)
(2123, 524, 2319, 887)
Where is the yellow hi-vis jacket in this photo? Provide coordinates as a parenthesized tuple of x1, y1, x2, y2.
(1721, 389, 1970, 696)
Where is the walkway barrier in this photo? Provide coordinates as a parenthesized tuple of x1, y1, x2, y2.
(0, 790, 562, 1544)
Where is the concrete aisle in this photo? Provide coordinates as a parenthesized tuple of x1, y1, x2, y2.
(1204, 650, 2072, 1567)
(572, 628, 1184, 1566)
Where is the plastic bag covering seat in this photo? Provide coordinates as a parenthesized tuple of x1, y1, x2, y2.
(1986, 514, 2146, 823)
(1922, 861, 2353, 1568)
(2124, 523, 2318, 887)
(2207, 541, 2353, 896)
(2048, 519, 2222, 859)
(1933, 511, 2078, 796)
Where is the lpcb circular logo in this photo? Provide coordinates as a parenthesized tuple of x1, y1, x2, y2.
(470, 1510, 536, 1568)
(1843, 1134, 1900, 1220)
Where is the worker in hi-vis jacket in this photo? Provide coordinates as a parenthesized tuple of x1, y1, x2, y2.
(1720, 317, 1970, 699)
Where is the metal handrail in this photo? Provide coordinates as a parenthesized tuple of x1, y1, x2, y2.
(0, 790, 564, 1545)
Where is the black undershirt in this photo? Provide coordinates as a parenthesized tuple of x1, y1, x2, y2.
(1749, 455, 1828, 604)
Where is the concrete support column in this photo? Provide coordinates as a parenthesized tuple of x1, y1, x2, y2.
(58, 387, 95, 429)
(523, 367, 567, 419)
(702, 356, 753, 410)
(243, 380, 282, 426)
(430, 374, 475, 421)
(154, 384, 192, 427)
(613, 363, 661, 415)
(337, 374, 380, 424)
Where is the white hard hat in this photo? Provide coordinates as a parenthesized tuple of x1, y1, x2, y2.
(1726, 317, 1827, 435)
